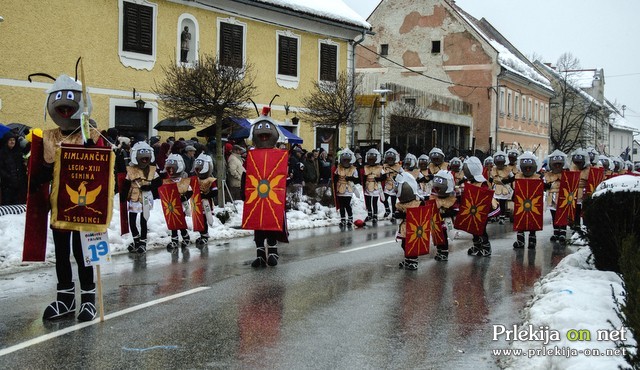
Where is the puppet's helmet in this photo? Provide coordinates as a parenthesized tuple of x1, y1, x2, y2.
(432, 170, 454, 197)
(547, 149, 567, 174)
(418, 154, 429, 170)
(463, 156, 485, 183)
(449, 157, 462, 172)
(46, 74, 93, 132)
(429, 147, 445, 166)
(507, 149, 519, 164)
(517, 151, 539, 177)
(384, 148, 399, 165)
(340, 148, 355, 168)
(250, 107, 280, 149)
(366, 148, 381, 165)
(165, 154, 185, 178)
(403, 153, 418, 171)
(586, 147, 599, 164)
(193, 153, 214, 178)
(571, 148, 588, 170)
(396, 172, 419, 203)
(493, 150, 507, 169)
(598, 155, 610, 170)
(130, 141, 155, 169)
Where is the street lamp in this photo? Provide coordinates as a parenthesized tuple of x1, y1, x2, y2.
(373, 84, 392, 154)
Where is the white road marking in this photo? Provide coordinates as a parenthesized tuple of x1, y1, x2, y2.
(339, 240, 395, 253)
(0, 286, 210, 357)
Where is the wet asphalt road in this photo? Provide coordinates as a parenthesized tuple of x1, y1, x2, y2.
(0, 218, 570, 369)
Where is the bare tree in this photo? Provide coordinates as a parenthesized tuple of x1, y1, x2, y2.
(387, 101, 429, 153)
(548, 53, 606, 153)
(301, 71, 361, 151)
(154, 55, 256, 206)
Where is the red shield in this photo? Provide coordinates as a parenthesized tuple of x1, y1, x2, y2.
(513, 179, 544, 232)
(158, 182, 188, 230)
(242, 149, 288, 231)
(117, 172, 129, 235)
(454, 184, 494, 235)
(586, 167, 605, 195)
(426, 199, 446, 246)
(555, 171, 580, 227)
(405, 206, 432, 257)
(23, 134, 49, 262)
(190, 176, 205, 232)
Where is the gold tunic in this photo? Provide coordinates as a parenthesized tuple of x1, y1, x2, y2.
(335, 166, 355, 195)
(490, 166, 513, 198)
(126, 165, 157, 202)
(395, 199, 422, 238)
(382, 163, 402, 192)
(363, 165, 383, 193)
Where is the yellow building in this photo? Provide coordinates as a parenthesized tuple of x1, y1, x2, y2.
(0, 0, 370, 150)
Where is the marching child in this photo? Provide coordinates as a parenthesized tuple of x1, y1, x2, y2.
(393, 172, 423, 270)
(163, 154, 193, 254)
(544, 150, 568, 243)
(362, 148, 386, 225)
(430, 170, 459, 261)
(382, 148, 402, 221)
(121, 141, 161, 254)
(334, 148, 359, 228)
(512, 151, 542, 249)
(463, 157, 492, 257)
(490, 150, 514, 224)
(192, 153, 217, 248)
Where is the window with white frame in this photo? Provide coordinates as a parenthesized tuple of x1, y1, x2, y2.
(514, 94, 519, 118)
(507, 91, 512, 116)
(319, 40, 338, 82)
(218, 18, 246, 68)
(522, 96, 527, 119)
(534, 101, 539, 123)
(499, 89, 505, 114)
(119, 0, 157, 70)
(528, 98, 532, 121)
(276, 30, 300, 89)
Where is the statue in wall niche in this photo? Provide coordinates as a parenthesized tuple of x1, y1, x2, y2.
(181, 26, 191, 63)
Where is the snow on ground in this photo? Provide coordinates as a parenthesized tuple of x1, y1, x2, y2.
(0, 184, 636, 369)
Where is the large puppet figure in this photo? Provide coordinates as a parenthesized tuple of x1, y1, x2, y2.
(26, 70, 107, 322)
(242, 107, 289, 267)
(120, 141, 161, 254)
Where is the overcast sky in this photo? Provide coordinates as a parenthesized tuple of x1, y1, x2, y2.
(344, 0, 640, 132)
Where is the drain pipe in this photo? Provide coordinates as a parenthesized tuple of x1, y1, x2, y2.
(349, 30, 367, 149)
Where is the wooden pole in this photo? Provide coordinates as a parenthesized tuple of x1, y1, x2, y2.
(96, 265, 105, 322)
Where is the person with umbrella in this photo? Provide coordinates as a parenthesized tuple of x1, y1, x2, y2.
(0, 131, 28, 205)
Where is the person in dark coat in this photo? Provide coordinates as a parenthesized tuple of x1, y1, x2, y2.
(0, 132, 28, 205)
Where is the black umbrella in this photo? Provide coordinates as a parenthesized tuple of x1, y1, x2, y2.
(7, 123, 31, 136)
(154, 118, 194, 133)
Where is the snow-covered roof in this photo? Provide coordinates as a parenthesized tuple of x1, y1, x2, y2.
(450, 3, 552, 91)
(571, 69, 599, 89)
(536, 62, 602, 107)
(253, 0, 371, 30)
(606, 100, 639, 132)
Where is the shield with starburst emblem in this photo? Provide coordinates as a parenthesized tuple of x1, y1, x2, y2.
(158, 182, 188, 230)
(454, 184, 494, 235)
(242, 149, 288, 231)
(426, 199, 446, 246)
(406, 206, 432, 257)
(586, 167, 605, 196)
(190, 176, 205, 232)
(513, 178, 544, 232)
(555, 171, 580, 227)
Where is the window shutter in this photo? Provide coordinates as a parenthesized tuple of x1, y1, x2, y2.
(123, 2, 153, 55)
(220, 23, 243, 68)
(278, 36, 297, 77)
(320, 43, 337, 82)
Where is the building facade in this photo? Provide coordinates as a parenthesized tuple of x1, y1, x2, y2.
(355, 0, 553, 158)
(0, 0, 369, 149)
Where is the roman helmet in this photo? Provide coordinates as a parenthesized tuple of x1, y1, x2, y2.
(403, 153, 418, 171)
(193, 153, 214, 178)
(432, 170, 454, 198)
(396, 172, 419, 203)
(365, 148, 381, 166)
(507, 149, 519, 165)
(612, 157, 624, 172)
(340, 148, 356, 168)
(483, 156, 494, 167)
(164, 153, 186, 178)
(463, 156, 485, 183)
(429, 147, 445, 166)
(384, 148, 400, 165)
(571, 148, 589, 170)
(493, 150, 507, 169)
(129, 141, 155, 169)
(598, 155, 610, 170)
(418, 154, 429, 170)
(250, 107, 280, 149)
(547, 149, 567, 174)
(449, 157, 462, 172)
(517, 151, 540, 177)
(586, 147, 599, 165)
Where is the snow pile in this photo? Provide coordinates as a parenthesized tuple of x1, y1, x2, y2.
(505, 247, 635, 369)
(592, 174, 640, 198)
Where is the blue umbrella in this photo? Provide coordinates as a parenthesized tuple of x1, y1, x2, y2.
(0, 124, 10, 138)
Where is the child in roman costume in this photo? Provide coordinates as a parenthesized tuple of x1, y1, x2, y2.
(544, 150, 568, 243)
(402, 153, 423, 183)
(463, 157, 492, 257)
(448, 156, 465, 196)
(393, 172, 423, 270)
(490, 150, 514, 225)
(427, 147, 449, 175)
(163, 154, 193, 254)
(512, 151, 542, 249)
(430, 170, 459, 261)
(192, 153, 217, 248)
(417, 154, 431, 198)
(120, 141, 160, 254)
(382, 148, 402, 220)
(362, 148, 386, 225)
(570, 148, 590, 231)
(334, 148, 359, 228)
